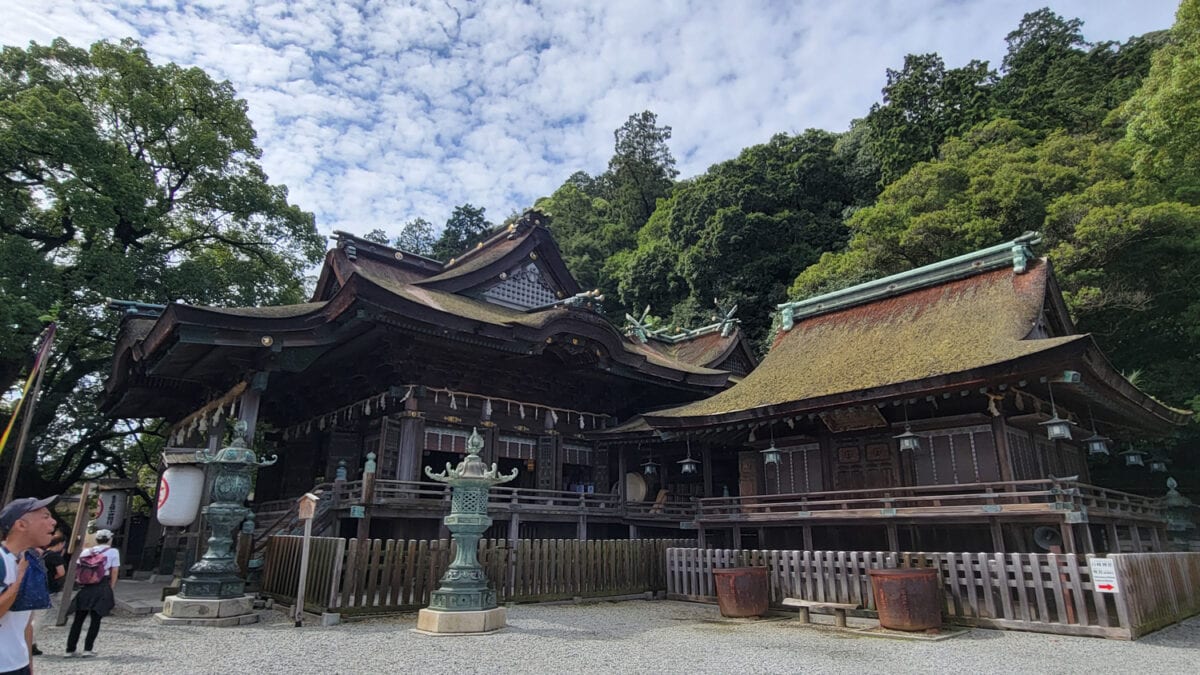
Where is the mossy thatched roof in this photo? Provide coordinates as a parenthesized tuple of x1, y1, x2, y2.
(647, 260, 1083, 421)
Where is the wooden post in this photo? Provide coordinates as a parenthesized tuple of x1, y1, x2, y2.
(577, 492, 588, 541)
(702, 447, 714, 498)
(1129, 523, 1144, 552)
(617, 449, 628, 502)
(697, 525, 707, 548)
(396, 396, 424, 481)
(1059, 522, 1077, 554)
(56, 482, 92, 626)
(732, 524, 743, 548)
(990, 521, 1005, 553)
(802, 525, 814, 551)
(2, 327, 54, 506)
(294, 493, 318, 627)
(1106, 522, 1121, 553)
(239, 374, 266, 443)
(356, 453, 376, 541)
(886, 524, 900, 552)
(991, 417, 1014, 483)
(1149, 525, 1162, 552)
(508, 513, 520, 544)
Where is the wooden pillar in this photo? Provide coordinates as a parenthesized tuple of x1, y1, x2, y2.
(480, 422, 499, 466)
(508, 512, 520, 543)
(1129, 522, 1144, 552)
(1150, 525, 1162, 552)
(1059, 522, 1077, 554)
(1081, 523, 1097, 554)
(356, 457, 376, 541)
(628, 523, 639, 539)
(802, 525, 814, 551)
(617, 448, 628, 502)
(990, 521, 1005, 553)
(1106, 522, 1121, 553)
(697, 525, 707, 548)
(239, 373, 267, 442)
(702, 447, 714, 498)
(396, 397, 425, 481)
(757, 527, 767, 548)
(991, 417, 1014, 483)
(732, 524, 743, 548)
(886, 524, 900, 552)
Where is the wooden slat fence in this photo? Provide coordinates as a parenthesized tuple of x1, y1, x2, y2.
(667, 549, 1200, 639)
(262, 536, 688, 616)
(1112, 552, 1200, 638)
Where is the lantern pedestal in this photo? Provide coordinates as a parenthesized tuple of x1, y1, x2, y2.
(156, 595, 259, 626)
(414, 607, 507, 635)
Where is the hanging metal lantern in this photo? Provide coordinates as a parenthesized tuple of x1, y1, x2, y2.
(894, 426, 922, 452)
(677, 441, 700, 475)
(1149, 453, 1170, 473)
(1120, 446, 1146, 467)
(1083, 433, 1111, 457)
(641, 456, 659, 476)
(1041, 381, 1074, 440)
(1040, 414, 1074, 440)
(760, 443, 781, 467)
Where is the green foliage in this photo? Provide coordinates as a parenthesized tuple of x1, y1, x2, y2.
(993, 9, 1162, 134)
(614, 130, 856, 347)
(607, 111, 678, 232)
(0, 38, 321, 493)
(1120, 0, 1200, 203)
(862, 53, 995, 183)
(431, 204, 492, 261)
(394, 217, 436, 256)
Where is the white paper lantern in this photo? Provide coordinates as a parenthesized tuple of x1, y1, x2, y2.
(95, 490, 128, 531)
(157, 465, 205, 527)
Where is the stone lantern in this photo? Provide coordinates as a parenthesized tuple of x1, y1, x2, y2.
(159, 420, 277, 626)
(416, 428, 517, 634)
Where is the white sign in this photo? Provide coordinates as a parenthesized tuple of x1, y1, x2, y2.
(1090, 558, 1120, 593)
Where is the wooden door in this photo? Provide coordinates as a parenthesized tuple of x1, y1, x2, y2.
(834, 441, 897, 490)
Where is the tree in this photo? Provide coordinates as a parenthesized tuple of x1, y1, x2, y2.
(606, 111, 678, 232)
(0, 38, 322, 495)
(615, 130, 855, 347)
(362, 229, 390, 244)
(1121, 0, 1200, 203)
(862, 53, 995, 183)
(395, 217, 436, 256)
(431, 203, 492, 261)
(993, 9, 1162, 134)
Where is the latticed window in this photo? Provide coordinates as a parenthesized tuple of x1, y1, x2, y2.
(497, 433, 536, 459)
(425, 425, 470, 453)
(562, 442, 593, 466)
(481, 263, 559, 309)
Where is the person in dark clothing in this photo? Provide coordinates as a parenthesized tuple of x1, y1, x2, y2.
(30, 533, 65, 656)
(64, 530, 119, 658)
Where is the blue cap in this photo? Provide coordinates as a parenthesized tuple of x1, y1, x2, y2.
(0, 496, 58, 532)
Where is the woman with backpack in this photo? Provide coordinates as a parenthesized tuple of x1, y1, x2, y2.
(64, 529, 119, 658)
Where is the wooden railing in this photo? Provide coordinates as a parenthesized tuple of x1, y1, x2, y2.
(666, 548, 1200, 640)
(261, 536, 691, 616)
(695, 479, 1164, 523)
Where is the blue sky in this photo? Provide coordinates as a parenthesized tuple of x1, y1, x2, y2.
(2, 1, 1183, 240)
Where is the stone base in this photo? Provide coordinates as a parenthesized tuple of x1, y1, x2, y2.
(414, 607, 506, 635)
(160, 594, 256, 623)
(154, 612, 260, 627)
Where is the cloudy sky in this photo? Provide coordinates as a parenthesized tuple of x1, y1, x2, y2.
(2, 1, 1182, 240)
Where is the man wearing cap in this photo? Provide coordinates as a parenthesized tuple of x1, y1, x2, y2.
(0, 496, 58, 675)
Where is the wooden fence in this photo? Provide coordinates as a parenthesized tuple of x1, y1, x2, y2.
(262, 536, 689, 616)
(666, 548, 1200, 640)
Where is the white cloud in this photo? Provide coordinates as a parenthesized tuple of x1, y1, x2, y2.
(1, 0, 1183, 243)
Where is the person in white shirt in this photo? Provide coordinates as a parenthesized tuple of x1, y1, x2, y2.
(0, 495, 58, 675)
(64, 529, 120, 658)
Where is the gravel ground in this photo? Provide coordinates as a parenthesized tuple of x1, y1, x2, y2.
(29, 600, 1200, 674)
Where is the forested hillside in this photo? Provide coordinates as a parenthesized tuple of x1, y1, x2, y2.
(531, 5, 1199, 429)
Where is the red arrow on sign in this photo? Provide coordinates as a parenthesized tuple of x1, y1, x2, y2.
(1098, 584, 1114, 590)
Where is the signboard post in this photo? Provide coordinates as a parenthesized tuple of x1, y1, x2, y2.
(1089, 557, 1120, 593)
(294, 493, 319, 627)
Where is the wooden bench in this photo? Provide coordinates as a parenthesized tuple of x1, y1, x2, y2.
(782, 598, 859, 628)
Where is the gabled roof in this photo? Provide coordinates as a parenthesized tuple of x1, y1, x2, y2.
(643, 237, 1189, 431)
(102, 213, 742, 419)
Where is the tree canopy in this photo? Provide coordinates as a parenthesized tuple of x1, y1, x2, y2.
(0, 38, 321, 495)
